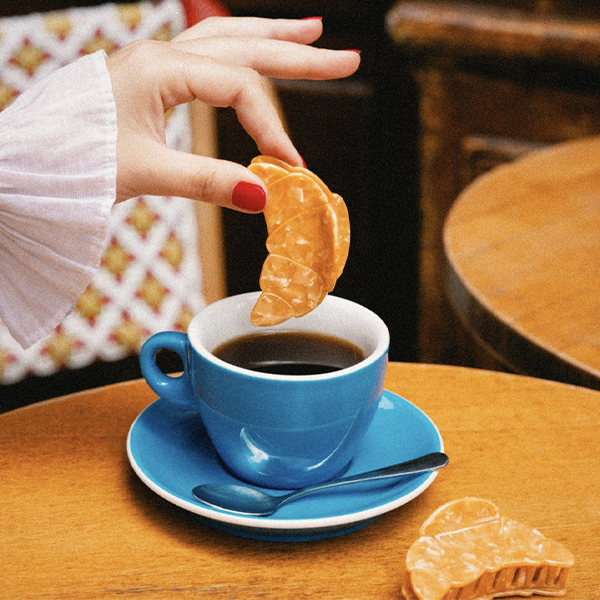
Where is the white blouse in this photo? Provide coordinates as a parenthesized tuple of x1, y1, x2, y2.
(0, 51, 117, 349)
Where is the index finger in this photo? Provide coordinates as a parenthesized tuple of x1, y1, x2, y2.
(148, 46, 302, 165)
(172, 36, 360, 81)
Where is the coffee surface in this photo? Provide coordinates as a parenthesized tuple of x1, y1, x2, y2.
(213, 331, 365, 376)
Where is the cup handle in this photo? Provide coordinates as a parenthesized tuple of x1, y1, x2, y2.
(139, 331, 196, 409)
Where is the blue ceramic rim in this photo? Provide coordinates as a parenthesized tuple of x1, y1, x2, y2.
(187, 292, 390, 382)
(126, 392, 444, 532)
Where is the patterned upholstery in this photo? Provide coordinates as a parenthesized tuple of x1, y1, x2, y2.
(0, 0, 207, 385)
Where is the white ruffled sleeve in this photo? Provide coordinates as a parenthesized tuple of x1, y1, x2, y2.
(0, 50, 117, 349)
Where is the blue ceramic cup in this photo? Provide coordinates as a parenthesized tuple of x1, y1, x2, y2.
(139, 292, 389, 489)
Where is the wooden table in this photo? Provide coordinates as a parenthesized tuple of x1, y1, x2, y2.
(387, 1, 600, 367)
(444, 136, 600, 390)
(2, 363, 599, 599)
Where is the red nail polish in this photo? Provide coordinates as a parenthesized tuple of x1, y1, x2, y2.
(299, 155, 307, 169)
(345, 49, 361, 54)
(301, 16, 322, 20)
(232, 181, 266, 212)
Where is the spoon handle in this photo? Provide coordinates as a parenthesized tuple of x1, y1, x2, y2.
(282, 451, 448, 506)
(336, 451, 448, 484)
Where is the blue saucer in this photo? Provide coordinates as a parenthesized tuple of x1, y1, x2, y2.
(127, 390, 444, 542)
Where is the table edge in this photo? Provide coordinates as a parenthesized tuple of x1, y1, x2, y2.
(443, 253, 600, 391)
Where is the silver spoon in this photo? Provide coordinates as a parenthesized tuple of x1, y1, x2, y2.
(192, 451, 448, 516)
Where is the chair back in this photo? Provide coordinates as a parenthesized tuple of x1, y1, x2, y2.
(0, 0, 228, 407)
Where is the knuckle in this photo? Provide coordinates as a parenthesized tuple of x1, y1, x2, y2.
(235, 69, 270, 106)
(118, 39, 161, 66)
(239, 66, 266, 91)
(198, 16, 220, 28)
(191, 167, 218, 202)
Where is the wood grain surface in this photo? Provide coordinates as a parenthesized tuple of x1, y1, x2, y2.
(386, 1, 600, 67)
(1, 364, 599, 599)
(386, 1, 600, 368)
(444, 136, 600, 390)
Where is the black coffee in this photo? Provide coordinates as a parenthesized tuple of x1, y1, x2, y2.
(213, 331, 366, 376)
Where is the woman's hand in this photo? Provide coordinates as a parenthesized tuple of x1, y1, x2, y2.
(106, 17, 360, 211)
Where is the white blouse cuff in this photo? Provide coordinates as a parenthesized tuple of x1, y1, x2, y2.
(0, 50, 117, 348)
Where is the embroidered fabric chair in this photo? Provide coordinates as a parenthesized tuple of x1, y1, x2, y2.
(0, 0, 229, 409)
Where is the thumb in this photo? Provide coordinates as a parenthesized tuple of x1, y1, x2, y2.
(116, 143, 267, 213)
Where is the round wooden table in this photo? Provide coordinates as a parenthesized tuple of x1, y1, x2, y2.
(444, 136, 600, 390)
(1, 363, 599, 599)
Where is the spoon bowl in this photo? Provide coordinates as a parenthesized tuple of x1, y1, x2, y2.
(192, 452, 448, 516)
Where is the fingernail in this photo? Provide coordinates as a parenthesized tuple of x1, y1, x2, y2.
(299, 154, 307, 168)
(232, 181, 266, 212)
(345, 49, 361, 54)
(301, 16, 322, 20)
